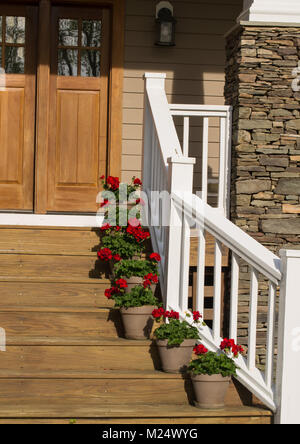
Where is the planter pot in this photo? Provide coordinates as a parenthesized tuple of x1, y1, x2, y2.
(123, 276, 156, 294)
(156, 339, 195, 373)
(109, 255, 144, 278)
(120, 305, 156, 340)
(191, 374, 231, 409)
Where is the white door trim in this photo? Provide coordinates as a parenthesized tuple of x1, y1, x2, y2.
(0, 213, 104, 227)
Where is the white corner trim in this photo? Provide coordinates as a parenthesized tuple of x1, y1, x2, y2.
(0, 213, 104, 228)
(237, 0, 300, 24)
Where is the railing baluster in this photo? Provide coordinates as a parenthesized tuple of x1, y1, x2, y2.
(213, 239, 222, 341)
(183, 117, 190, 157)
(179, 212, 191, 312)
(142, 98, 152, 190)
(196, 227, 206, 315)
(202, 117, 209, 204)
(150, 126, 156, 190)
(265, 281, 276, 389)
(218, 117, 226, 213)
(248, 267, 259, 371)
(225, 109, 232, 218)
(229, 252, 240, 342)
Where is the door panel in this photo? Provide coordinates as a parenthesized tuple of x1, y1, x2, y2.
(47, 7, 110, 213)
(0, 6, 37, 210)
(56, 87, 99, 187)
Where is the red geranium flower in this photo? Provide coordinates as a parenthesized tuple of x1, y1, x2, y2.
(104, 288, 113, 299)
(126, 225, 150, 243)
(143, 279, 151, 288)
(113, 254, 122, 262)
(192, 311, 202, 322)
(100, 223, 111, 231)
(144, 273, 158, 284)
(106, 176, 120, 191)
(115, 278, 128, 289)
(104, 286, 120, 299)
(133, 178, 142, 186)
(98, 248, 113, 261)
(220, 338, 235, 351)
(232, 344, 244, 357)
(194, 344, 208, 355)
(220, 339, 244, 357)
(150, 253, 161, 262)
(152, 307, 165, 319)
(163, 310, 179, 320)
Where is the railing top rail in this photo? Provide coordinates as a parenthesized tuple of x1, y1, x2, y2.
(172, 191, 282, 284)
(169, 104, 232, 116)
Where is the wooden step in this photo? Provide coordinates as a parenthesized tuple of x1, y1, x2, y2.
(0, 363, 255, 409)
(0, 403, 272, 424)
(0, 342, 160, 372)
(0, 309, 123, 339)
(0, 377, 269, 411)
(0, 227, 101, 256)
(0, 227, 228, 268)
(0, 378, 190, 406)
(0, 254, 107, 280)
(0, 282, 112, 310)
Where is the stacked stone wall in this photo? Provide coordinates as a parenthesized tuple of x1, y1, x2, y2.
(225, 25, 300, 367)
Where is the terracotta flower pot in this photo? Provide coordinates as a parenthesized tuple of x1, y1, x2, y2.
(191, 374, 231, 409)
(120, 305, 156, 340)
(156, 339, 195, 373)
(123, 276, 156, 294)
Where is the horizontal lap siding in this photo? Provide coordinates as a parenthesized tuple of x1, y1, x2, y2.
(121, 0, 242, 184)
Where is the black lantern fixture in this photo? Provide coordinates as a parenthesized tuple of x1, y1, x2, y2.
(155, 2, 176, 47)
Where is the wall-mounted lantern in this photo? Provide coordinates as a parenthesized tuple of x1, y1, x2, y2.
(155, 1, 176, 47)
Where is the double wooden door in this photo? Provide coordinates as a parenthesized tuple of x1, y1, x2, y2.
(0, 3, 110, 213)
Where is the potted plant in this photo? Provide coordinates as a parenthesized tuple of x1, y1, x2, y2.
(98, 218, 151, 275)
(104, 282, 159, 340)
(152, 309, 203, 373)
(188, 339, 244, 409)
(114, 253, 160, 292)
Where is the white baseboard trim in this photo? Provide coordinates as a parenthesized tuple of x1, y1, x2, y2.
(0, 213, 105, 228)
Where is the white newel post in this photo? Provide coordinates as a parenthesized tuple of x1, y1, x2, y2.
(275, 250, 300, 424)
(238, 0, 300, 23)
(164, 157, 196, 311)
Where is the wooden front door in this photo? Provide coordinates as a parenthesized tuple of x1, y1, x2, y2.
(46, 7, 110, 213)
(0, 5, 37, 210)
(0, 2, 111, 213)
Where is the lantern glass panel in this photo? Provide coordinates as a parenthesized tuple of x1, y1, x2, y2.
(160, 22, 173, 44)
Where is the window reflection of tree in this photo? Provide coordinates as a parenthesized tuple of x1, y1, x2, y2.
(82, 21, 101, 77)
(58, 19, 101, 77)
(59, 49, 77, 76)
(6, 17, 25, 44)
(6, 48, 25, 73)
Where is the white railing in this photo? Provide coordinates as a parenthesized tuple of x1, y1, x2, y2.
(169, 104, 232, 217)
(171, 192, 279, 411)
(143, 73, 300, 424)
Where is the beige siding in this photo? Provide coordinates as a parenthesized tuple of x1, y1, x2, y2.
(121, 0, 243, 187)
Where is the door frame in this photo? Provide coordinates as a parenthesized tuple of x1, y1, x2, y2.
(34, 0, 124, 214)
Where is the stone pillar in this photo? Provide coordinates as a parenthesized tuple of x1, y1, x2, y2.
(225, 24, 300, 254)
(225, 20, 300, 367)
